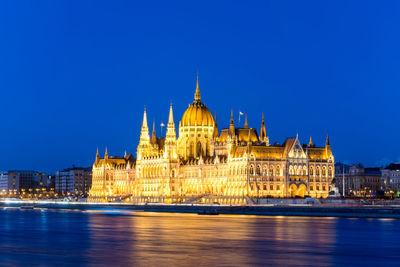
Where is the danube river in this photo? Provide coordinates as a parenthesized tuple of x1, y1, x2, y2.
(0, 208, 399, 266)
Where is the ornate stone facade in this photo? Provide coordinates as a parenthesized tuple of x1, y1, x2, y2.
(88, 78, 335, 203)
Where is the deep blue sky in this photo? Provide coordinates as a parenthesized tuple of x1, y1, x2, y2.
(0, 1, 399, 173)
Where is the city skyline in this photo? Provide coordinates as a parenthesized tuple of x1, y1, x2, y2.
(1, 1, 400, 173)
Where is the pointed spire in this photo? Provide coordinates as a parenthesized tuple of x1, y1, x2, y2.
(166, 103, 176, 140)
(213, 112, 219, 138)
(152, 121, 157, 144)
(168, 101, 174, 125)
(142, 106, 148, 129)
(325, 134, 332, 157)
(104, 147, 108, 160)
(309, 136, 313, 146)
(194, 74, 201, 101)
(247, 129, 252, 147)
(139, 106, 150, 143)
(244, 113, 248, 129)
(95, 147, 99, 163)
(229, 109, 235, 136)
(260, 112, 266, 140)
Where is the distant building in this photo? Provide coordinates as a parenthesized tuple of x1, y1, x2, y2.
(56, 167, 92, 197)
(334, 162, 351, 196)
(3, 170, 56, 197)
(0, 172, 8, 195)
(34, 173, 55, 190)
(381, 162, 400, 197)
(335, 164, 381, 197)
(7, 170, 38, 196)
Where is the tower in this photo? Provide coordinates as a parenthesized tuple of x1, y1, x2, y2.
(95, 147, 99, 165)
(104, 147, 108, 160)
(325, 134, 332, 158)
(259, 112, 269, 145)
(213, 112, 219, 139)
(229, 109, 235, 136)
(137, 107, 151, 159)
(151, 121, 157, 145)
(165, 103, 177, 159)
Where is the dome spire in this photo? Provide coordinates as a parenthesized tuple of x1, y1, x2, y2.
(194, 74, 201, 101)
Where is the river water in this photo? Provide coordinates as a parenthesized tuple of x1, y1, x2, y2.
(0, 208, 399, 266)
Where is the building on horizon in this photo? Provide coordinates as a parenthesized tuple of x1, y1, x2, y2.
(55, 166, 92, 197)
(381, 162, 400, 197)
(335, 163, 382, 198)
(89, 78, 335, 204)
(0, 172, 8, 195)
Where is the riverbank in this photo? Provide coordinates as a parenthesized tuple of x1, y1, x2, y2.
(1, 200, 400, 218)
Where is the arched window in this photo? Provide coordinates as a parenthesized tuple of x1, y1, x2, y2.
(310, 167, 314, 176)
(316, 167, 320, 176)
(295, 166, 300, 175)
(322, 167, 326, 176)
(189, 142, 194, 157)
(256, 165, 261, 175)
(250, 165, 254, 175)
(328, 167, 332, 177)
(269, 167, 274, 176)
(197, 141, 202, 157)
(276, 166, 280, 176)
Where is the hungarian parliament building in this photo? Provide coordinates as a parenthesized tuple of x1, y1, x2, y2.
(88, 78, 334, 204)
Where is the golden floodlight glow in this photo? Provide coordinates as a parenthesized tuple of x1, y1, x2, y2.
(88, 77, 334, 204)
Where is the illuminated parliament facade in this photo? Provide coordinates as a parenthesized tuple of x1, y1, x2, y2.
(88, 78, 334, 204)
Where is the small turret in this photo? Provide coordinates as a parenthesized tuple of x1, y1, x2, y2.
(244, 113, 248, 129)
(259, 112, 268, 145)
(229, 109, 235, 136)
(213, 112, 219, 138)
(325, 134, 332, 157)
(95, 148, 99, 164)
(309, 136, 313, 147)
(139, 107, 150, 143)
(151, 121, 157, 144)
(165, 103, 178, 159)
(166, 102, 176, 139)
(104, 147, 108, 160)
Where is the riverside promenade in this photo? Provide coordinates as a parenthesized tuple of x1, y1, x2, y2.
(2, 200, 400, 219)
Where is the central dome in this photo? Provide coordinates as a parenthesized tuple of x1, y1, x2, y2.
(181, 78, 214, 127)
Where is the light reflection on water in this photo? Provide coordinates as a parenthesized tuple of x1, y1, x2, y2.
(0, 209, 399, 266)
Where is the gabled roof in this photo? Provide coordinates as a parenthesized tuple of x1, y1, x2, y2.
(384, 163, 400, 171)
